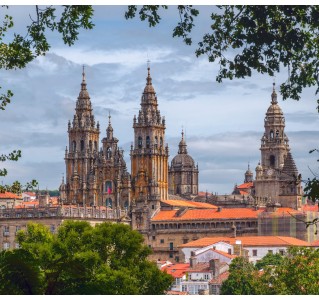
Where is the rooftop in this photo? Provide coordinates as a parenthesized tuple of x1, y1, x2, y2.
(161, 263, 190, 278)
(160, 199, 217, 209)
(179, 236, 311, 248)
(0, 191, 22, 200)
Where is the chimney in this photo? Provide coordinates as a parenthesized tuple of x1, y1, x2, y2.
(209, 258, 220, 278)
(189, 256, 197, 268)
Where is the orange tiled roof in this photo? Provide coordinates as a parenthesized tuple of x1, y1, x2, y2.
(152, 207, 263, 221)
(161, 199, 217, 209)
(311, 240, 319, 246)
(161, 263, 190, 278)
(237, 182, 254, 189)
(302, 204, 319, 212)
(0, 191, 22, 199)
(239, 190, 249, 195)
(179, 236, 311, 248)
(14, 201, 39, 208)
(211, 249, 237, 259)
(209, 271, 229, 285)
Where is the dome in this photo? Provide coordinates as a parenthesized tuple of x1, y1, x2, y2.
(255, 163, 263, 171)
(245, 169, 253, 176)
(171, 153, 195, 168)
(267, 103, 283, 115)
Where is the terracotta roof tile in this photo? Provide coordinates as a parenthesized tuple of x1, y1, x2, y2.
(211, 249, 237, 259)
(161, 263, 190, 278)
(179, 236, 311, 248)
(0, 191, 22, 199)
(237, 182, 254, 189)
(311, 240, 319, 246)
(209, 271, 229, 284)
(161, 199, 217, 209)
(152, 207, 263, 221)
(165, 291, 189, 295)
(302, 204, 319, 212)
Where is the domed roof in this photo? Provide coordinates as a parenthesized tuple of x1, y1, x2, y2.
(171, 153, 195, 168)
(266, 83, 283, 115)
(171, 130, 195, 168)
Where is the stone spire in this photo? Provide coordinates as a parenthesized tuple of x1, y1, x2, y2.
(281, 151, 298, 178)
(271, 82, 278, 105)
(76, 65, 92, 115)
(178, 129, 188, 154)
(107, 112, 113, 139)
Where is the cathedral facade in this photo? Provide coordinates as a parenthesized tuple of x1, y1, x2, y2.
(59, 68, 131, 209)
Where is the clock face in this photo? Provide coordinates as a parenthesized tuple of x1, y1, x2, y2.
(267, 169, 273, 176)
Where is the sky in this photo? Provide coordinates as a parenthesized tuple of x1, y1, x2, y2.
(1, 5, 319, 194)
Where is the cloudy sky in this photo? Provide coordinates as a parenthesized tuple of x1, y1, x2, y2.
(1, 5, 319, 194)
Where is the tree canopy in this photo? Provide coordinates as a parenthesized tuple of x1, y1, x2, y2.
(0, 221, 173, 295)
(221, 248, 319, 295)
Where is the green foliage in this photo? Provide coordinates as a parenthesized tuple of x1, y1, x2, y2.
(220, 256, 261, 295)
(126, 5, 319, 107)
(1, 221, 173, 295)
(255, 252, 284, 270)
(125, 5, 199, 45)
(221, 248, 319, 295)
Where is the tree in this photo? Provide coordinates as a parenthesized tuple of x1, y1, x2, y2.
(0, 221, 173, 295)
(221, 247, 319, 295)
(0, 5, 94, 191)
(255, 252, 283, 270)
(220, 256, 262, 295)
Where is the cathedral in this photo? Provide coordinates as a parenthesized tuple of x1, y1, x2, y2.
(60, 66, 199, 213)
(59, 66, 307, 262)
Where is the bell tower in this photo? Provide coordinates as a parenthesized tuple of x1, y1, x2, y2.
(64, 67, 100, 205)
(254, 83, 302, 209)
(131, 65, 169, 230)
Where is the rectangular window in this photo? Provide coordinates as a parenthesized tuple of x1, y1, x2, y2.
(228, 248, 232, 254)
(169, 252, 173, 258)
(169, 242, 174, 250)
(152, 236, 156, 240)
(15, 243, 20, 249)
(3, 226, 9, 236)
(279, 249, 285, 255)
(204, 274, 209, 280)
(253, 250, 257, 256)
(3, 242, 10, 250)
(160, 239, 164, 244)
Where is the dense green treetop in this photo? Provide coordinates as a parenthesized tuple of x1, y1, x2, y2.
(0, 221, 173, 295)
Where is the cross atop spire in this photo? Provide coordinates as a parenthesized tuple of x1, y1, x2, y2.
(108, 111, 111, 126)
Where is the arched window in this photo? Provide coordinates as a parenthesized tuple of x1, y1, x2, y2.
(124, 201, 129, 209)
(138, 136, 142, 149)
(270, 155, 275, 167)
(105, 181, 112, 194)
(270, 131, 274, 139)
(89, 140, 92, 151)
(160, 137, 163, 147)
(276, 130, 279, 138)
(106, 198, 112, 208)
(72, 141, 76, 152)
(94, 141, 98, 151)
(81, 140, 84, 151)
(107, 147, 112, 158)
(146, 136, 150, 148)
(154, 136, 158, 148)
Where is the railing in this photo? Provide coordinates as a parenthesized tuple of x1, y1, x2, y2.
(0, 206, 128, 221)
